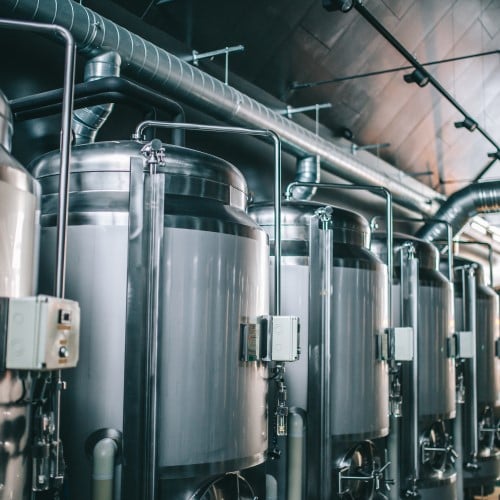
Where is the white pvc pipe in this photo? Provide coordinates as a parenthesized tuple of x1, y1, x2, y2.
(266, 474, 278, 500)
(287, 411, 305, 500)
(92, 438, 117, 500)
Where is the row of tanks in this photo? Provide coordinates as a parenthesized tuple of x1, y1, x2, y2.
(0, 78, 499, 499)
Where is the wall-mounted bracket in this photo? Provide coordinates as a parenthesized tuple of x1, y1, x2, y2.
(183, 44, 245, 85)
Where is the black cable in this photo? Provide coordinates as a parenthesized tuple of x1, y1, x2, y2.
(291, 50, 500, 90)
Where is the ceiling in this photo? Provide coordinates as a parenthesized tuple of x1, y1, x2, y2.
(90, 0, 500, 197)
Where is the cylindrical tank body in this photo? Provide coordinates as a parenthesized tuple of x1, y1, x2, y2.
(250, 201, 389, 499)
(372, 234, 456, 420)
(372, 234, 456, 499)
(0, 90, 39, 499)
(453, 256, 500, 494)
(32, 141, 269, 500)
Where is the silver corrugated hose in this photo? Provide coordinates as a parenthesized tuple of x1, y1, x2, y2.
(416, 181, 500, 241)
(73, 51, 121, 145)
(291, 156, 320, 201)
(1, 0, 443, 214)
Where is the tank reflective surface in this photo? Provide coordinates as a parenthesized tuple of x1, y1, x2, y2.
(33, 140, 269, 500)
(0, 89, 39, 500)
(250, 201, 389, 500)
(453, 257, 500, 493)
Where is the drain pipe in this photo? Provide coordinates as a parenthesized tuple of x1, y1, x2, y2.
(290, 156, 320, 201)
(92, 438, 118, 500)
(73, 52, 121, 145)
(416, 181, 500, 242)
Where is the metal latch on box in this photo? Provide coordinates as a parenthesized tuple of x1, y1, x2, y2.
(450, 331, 474, 359)
(240, 315, 300, 362)
(377, 327, 414, 362)
(0, 295, 80, 371)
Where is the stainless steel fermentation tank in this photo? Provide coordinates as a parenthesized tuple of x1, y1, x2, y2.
(31, 140, 270, 500)
(250, 201, 389, 500)
(372, 234, 457, 499)
(0, 90, 40, 499)
(452, 257, 500, 498)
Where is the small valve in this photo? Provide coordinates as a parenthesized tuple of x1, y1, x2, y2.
(456, 371, 465, 404)
(402, 476, 420, 498)
(268, 446, 281, 460)
(390, 374, 402, 418)
(275, 378, 289, 436)
(465, 456, 480, 471)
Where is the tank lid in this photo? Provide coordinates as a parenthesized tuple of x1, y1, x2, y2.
(371, 233, 439, 271)
(249, 200, 370, 248)
(0, 89, 13, 152)
(31, 140, 248, 209)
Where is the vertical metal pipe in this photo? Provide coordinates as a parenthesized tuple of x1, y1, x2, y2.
(403, 246, 419, 483)
(446, 222, 453, 281)
(464, 267, 478, 461)
(319, 210, 333, 499)
(454, 403, 464, 500)
(386, 191, 393, 327)
(273, 133, 282, 315)
(143, 161, 164, 500)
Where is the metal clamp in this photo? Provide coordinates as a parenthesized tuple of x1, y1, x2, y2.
(183, 44, 245, 85)
(140, 139, 166, 168)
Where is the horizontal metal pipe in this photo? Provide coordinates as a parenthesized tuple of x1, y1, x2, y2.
(0, 0, 442, 216)
(416, 181, 500, 241)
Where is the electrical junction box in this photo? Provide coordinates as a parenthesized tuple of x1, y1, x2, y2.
(455, 331, 474, 359)
(240, 315, 300, 362)
(1, 295, 80, 371)
(264, 315, 300, 362)
(392, 327, 414, 361)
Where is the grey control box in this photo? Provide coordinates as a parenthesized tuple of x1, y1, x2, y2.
(240, 315, 300, 362)
(0, 295, 80, 371)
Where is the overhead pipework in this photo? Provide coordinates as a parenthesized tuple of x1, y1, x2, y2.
(416, 181, 500, 242)
(0, 0, 443, 216)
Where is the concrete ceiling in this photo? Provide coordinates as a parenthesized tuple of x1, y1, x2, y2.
(103, 0, 500, 197)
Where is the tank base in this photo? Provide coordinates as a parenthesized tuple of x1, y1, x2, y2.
(463, 452, 500, 491)
(418, 475, 457, 500)
(157, 462, 265, 500)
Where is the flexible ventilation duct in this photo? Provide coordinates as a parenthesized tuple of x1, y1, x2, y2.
(0, 0, 443, 215)
(73, 51, 121, 145)
(416, 181, 500, 242)
(291, 156, 320, 200)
